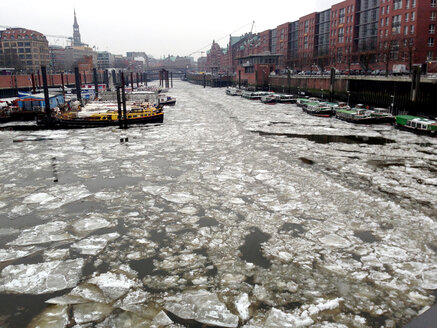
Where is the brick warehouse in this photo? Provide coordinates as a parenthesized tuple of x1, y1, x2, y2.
(202, 0, 437, 80)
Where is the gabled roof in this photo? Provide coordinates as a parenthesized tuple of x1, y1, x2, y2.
(231, 36, 244, 46)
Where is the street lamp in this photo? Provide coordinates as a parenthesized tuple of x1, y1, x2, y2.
(347, 91, 350, 106)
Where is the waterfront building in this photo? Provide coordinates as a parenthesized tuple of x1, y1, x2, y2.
(64, 45, 97, 71)
(236, 53, 281, 86)
(49, 45, 66, 72)
(0, 28, 50, 73)
(216, 0, 437, 75)
(97, 51, 115, 69)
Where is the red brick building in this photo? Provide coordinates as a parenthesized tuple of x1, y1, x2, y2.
(236, 53, 281, 86)
(298, 13, 318, 71)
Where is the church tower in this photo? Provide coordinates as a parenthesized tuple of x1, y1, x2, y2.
(73, 9, 82, 46)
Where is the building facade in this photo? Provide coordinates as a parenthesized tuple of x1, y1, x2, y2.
(97, 51, 115, 69)
(0, 28, 50, 73)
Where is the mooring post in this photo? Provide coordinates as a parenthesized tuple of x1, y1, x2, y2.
(130, 72, 134, 90)
(116, 86, 122, 129)
(329, 67, 335, 102)
(111, 70, 116, 90)
(410, 65, 421, 115)
(74, 67, 82, 105)
(104, 70, 109, 90)
(166, 70, 170, 89)
(203, 73, 206, 88)
(136, 72, 139, 88)
(61, 72, 65, 96)
(287, 69, 291, 94)
(31, 73, 36, 94)
(41, 66, 51, 123)
(238, 70, 241, 89)
(83, 71, 87, 84)
(145, 72, 148, 86)
(121, 72, 127, 129)
(37, 70, 41, 89)
(93, 68, 99, 99)
(171, 72, 173, 88)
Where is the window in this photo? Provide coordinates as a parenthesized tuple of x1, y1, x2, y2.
(427, 51, 434, 59)
(432, 0, 437, 8)
(338, 27, 344, 43)
(387, 5, 390, 14)
(381, 18, 385, 26)
(382, 7, 385, 14)
(405, 26, 409, 34)
(393, 0, 402, 10)
(431, 12, 437, 20)
(406, 0, 410, 8)
(304, 36, 308, 48)
(412, 0, 416, 8)
(428, 37, 435, 46)
(405, 13, 409, 22)
(411, 12, 415, 21)
(386, 17, 389, 26)
(411, 25, 415, 33)
(339, 8, 345, 24)
(430, 24, 436, 33)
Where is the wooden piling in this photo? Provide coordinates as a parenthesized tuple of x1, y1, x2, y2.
(31, 73, 36, 94)
(41, 66, 51, 122)
(121, 72, 127, 129)
(93, 68, 99, 99)
(74, 67, 82, 104)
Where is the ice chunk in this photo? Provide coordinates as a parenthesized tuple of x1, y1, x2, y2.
(72, 216, 116, 235)
(152, 310, 173, 326)
(27, 305, 68, 328)
(162, 192, 198, 204)
(264, 308, 313, 327)
(165, 290, 239, 327)
(23, 192, 56, 204)
(73, 302, 113, 324)
(46, 294, 89, 305)
(113, 289, 150, 311)
(7, 221, 75, 246)
(421, 268, 437, 289)
(0, 259, 84, 294)
(235, 293, 251, 321)
(0, 246, 41, 263)
(319, 234, 351, 248)
(87, 271, 140, 302)
(70, 283, 107, 303)
(71, 233, 120, 255)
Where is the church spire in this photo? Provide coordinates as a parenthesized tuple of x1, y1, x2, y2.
(73, 9, 82, 46)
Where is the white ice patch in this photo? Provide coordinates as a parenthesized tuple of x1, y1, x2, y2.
(71, 233, 120, 255)
(28, 304, 69, 328)
(235, 293, 251, 321)
(73, 303, 113, 325)
(0, 259, 84, 294)
(151, 310, 173, 326)
(87, 271, 140, 302)
(165, 290, 239, 328)
(72, 216, 116, 235)
(0, 246, 41, 263)
(23, 192, 56, 204)
(264, 308, 313, 327)
(162, 192, 199, 204)
(319, 234, 351, 248)
(7, 221, 75, 246)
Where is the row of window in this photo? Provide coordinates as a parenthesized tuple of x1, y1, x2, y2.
(381, 0, 416, 9)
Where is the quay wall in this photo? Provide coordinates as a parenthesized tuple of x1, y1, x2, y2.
(266, 75, 437, 116)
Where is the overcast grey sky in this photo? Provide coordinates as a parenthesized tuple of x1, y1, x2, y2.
(0, 0, 339, 59)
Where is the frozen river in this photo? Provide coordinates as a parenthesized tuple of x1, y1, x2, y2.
(0, 81, 436, 327)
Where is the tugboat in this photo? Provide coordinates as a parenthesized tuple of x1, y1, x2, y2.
(394, 115, 437, 136)
(303, 102, 335, 117)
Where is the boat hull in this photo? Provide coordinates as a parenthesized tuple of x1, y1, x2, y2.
(303, 108, 334, 117)
(336, 115, 394, 124)
(44, 113, 164, 129)
(394, 123, 437, 136)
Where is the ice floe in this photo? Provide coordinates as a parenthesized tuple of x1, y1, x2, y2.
(0, 259, 84, 294)
(164, 290, 239, 327)
(7, 221, 75, 246)
(71, 232, 120, 255)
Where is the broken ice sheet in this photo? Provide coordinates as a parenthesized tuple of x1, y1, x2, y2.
(27, 305, 69, 328)
(164, 290, 239, 328)
(0, 259, 84, 294)
(72, 216, 116, 235)
(0, 246, 41, 263)
(71, 232, 120, 255)
(73, 302, 113, 325)
(7, 221, 75, 247)
(87, 271, 140, 302)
